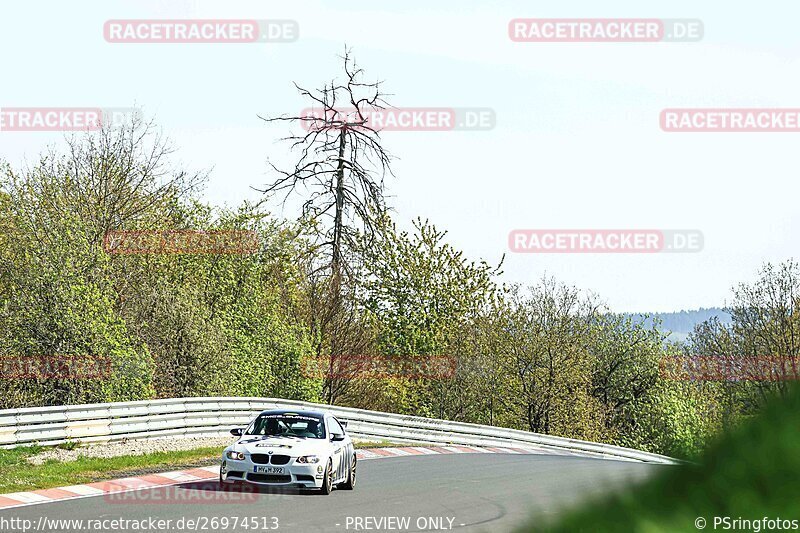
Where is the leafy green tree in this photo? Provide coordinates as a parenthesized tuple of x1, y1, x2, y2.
(503, 281, 604, 439)
(357, 216, 501, 416)
(0, 121, 318, 406)
(689, 259, 800, 422)
(590, 313, 666, 442)
(0, 155, 154, 407)
(617, 378, 723, 459)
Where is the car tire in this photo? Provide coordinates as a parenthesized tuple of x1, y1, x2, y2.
(340, 455, 356, 490)
(320, 459, 333, 495)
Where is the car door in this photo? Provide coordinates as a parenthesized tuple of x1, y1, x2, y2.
(339, 418, 355, 481)
(327, 416, 348, 482)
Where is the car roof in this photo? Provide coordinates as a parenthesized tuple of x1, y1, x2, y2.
(257, 409, 333, 419)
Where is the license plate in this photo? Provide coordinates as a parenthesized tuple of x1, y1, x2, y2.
(253, 466, 284, 474)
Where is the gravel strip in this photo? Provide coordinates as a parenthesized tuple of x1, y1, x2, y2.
(26, 436, 237, 465)
(24, 436, 390, 466)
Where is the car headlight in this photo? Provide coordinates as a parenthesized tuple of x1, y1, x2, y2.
(296, 455, 320, 464)
(226, 451, 245, 461)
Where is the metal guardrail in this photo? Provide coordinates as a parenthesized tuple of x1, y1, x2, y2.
(0, 398, 679, 464)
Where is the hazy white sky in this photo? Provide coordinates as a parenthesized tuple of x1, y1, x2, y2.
(1, 1, 798, 312)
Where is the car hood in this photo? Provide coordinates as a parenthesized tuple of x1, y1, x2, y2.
(230, 435, 330, 456)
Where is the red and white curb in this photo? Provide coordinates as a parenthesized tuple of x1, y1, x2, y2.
(354, 445, 546, 459)
(0, 445, 548, 510)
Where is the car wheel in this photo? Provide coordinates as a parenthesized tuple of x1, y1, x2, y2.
(320, 459, 333, 495)
(340, 455, 356, 490)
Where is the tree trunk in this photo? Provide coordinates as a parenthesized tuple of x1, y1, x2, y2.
(331, 131, 347, 297)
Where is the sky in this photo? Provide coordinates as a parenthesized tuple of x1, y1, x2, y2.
(1, 1, 798, 312)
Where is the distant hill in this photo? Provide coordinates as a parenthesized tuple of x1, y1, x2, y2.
(625, 307, 732, 343)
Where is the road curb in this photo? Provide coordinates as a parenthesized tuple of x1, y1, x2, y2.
(0, 445, 550, 510)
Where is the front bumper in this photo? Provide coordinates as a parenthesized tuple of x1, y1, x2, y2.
(220, 457, 325, 488)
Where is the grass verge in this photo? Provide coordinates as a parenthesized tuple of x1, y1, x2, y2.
(0, 446, 222, 494)
(0, 439, 411, 494)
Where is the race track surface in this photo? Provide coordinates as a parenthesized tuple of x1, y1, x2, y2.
(0, 454, 662, 532)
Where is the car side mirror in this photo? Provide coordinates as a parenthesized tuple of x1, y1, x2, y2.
(340, 420, 348, 428)
(230, 427, 243, 436)
(331, 433, 345, 442)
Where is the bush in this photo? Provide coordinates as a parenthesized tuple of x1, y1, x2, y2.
(523, 384, 800, 532)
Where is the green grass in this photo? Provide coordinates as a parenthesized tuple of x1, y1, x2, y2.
(0, 439, 409, 494)
(518, 385, 800, 532)
(0, 446, 222, 494)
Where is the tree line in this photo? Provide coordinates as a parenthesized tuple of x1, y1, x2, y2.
(1, 53, 797, 458)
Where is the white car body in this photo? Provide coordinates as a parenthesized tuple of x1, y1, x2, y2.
(220, 409, 356, 493)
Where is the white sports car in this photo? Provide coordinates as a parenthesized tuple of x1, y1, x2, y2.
(219, 409, 356, 494)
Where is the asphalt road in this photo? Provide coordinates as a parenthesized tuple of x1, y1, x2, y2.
(0, 454, 662, 533)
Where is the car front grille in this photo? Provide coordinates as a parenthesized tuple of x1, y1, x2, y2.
(251, 453, 270, 464)
(250, 453, 291, 465)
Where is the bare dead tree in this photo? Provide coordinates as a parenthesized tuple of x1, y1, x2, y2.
(257, 48, 395, 403)
(257, 47, 394, 294)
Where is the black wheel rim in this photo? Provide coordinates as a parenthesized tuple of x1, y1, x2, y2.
(351, 458, 356, 486)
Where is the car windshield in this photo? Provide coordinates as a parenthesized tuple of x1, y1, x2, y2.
(246, 413, 325, 439)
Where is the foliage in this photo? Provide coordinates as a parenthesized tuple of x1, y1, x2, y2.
(522, 384, 800, 532)
(355, 216, 501, 417)
(1, 117, 794, 460)
(0, 124, 316, 407)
